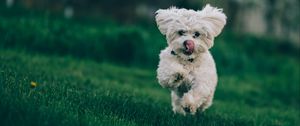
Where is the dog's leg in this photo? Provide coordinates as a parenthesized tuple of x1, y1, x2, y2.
(157, 59, 188, 89)
(181, 92, 198, 114)
(199, 91, 214, 112)
(171, 91, 186, 115)
(181, 85, 212, 114)
(180, 66, 217, 114)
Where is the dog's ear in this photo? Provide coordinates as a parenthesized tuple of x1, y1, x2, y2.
(200, 4, 226, 37)
(155, 7, 178, 35)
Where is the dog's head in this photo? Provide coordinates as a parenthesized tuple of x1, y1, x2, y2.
(155, 4, 226, 60)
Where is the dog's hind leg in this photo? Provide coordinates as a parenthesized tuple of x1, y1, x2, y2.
(171, 91, 186, 115)
(199, 92, 214, 112)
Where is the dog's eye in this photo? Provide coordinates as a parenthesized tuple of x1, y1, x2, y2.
(178, 30, 185, 36)
(194, 32, 200, 38)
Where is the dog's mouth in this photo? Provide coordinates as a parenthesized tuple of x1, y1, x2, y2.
(183, 40, 195, 55)
(184, 48, 193, 55)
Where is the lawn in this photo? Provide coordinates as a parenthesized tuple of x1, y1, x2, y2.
(0, 48, 299, 126)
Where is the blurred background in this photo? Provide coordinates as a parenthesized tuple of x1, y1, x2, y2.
(0, 0, 299, 125)
(1, 0, 299, 67)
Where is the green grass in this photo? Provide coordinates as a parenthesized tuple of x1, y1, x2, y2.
(0, 49, 299, 126)
(0, 15, 165, 67)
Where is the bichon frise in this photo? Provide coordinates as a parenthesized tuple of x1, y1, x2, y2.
(155, 4, 226, 115)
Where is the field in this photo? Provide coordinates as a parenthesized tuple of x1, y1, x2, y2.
(0, 11, 299, 126)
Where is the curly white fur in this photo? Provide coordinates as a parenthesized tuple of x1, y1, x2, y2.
(155, 4, 226, 115)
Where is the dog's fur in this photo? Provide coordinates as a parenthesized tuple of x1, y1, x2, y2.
(155, 4, 226, 115)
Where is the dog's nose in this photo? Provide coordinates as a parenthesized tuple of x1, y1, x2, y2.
(183, 40, 194, 46)
(183, 40, 195, 49)
(183, 40, 195, 55)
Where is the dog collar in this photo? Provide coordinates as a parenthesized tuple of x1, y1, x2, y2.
(188, 58, 194, 62)
(171, 50, 177, 55)
(171, 50, 194, 63)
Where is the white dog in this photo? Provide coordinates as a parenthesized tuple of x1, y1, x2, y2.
(155, 4, 226, 115)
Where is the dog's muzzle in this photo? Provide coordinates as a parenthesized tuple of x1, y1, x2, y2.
(183, 40, 194, 55)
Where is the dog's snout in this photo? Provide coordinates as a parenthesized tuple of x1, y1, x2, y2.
(183, 40, 195, 55)
(183, 40, 194, 46)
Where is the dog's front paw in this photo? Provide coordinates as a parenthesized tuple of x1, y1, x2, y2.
(174, 73, 184, 83)
(172, 105, 187, 116)
(181, 93, 197, 114)
(166, 72, 186, 89)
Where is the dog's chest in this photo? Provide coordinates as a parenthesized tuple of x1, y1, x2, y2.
(181, 60, 200, 73)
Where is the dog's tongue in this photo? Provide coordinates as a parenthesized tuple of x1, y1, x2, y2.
(184, 40, 195, 55)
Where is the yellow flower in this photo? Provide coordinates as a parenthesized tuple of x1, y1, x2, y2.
(30, 81, 37, 88)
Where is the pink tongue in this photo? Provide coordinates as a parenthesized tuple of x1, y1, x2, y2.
(185, 41, 195, 54)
